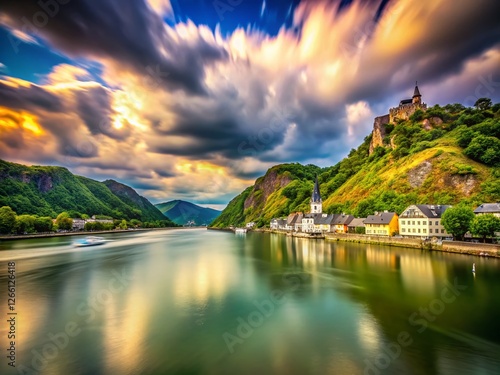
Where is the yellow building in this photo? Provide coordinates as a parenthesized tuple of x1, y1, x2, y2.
(364, 212, 399, 236)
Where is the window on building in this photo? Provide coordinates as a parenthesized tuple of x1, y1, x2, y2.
(429, 229, 433, 233)
(412, 228, 416, 233)
(402, 220, 405, 225)
(423, 229, 426, 233)
(417, 221, 420, 225)
(412, 221, 415, 225)
(418, 229, 421, 233)
(402, 228, 405, 232)
(435, 221, 439, 225)
(441, 229, 445, 233)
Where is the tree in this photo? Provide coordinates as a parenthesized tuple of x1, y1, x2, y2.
(0, 206, 17, 234)
(119, 219, 128, 230)
(470, 214, 500, 243)
(474, 97, 492, 111)
(441, 206, 475, 241)
(355, 226, 366, 234)
(56, 212, 73, 231)
(130, 219, 141, 228)
(464, 135, 500, 166)
(15, 215, 36, 234)
(34, 217, 54, 233)
(457, 126, 477, 148)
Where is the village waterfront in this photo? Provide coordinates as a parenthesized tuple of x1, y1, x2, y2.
(1, 228, 499, 375)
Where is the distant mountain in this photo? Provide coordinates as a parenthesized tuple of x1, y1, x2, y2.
(0, 159, 174, 224)
(155, 200, 221, 225)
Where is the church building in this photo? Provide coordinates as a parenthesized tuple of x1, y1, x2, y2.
(310, 176, 322, 214)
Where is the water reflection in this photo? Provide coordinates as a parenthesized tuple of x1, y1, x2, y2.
(1, 230, 500, 375)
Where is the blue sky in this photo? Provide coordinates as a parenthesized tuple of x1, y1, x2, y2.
(0, 0, 499, 209)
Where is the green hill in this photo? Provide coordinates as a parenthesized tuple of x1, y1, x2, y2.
(0, 159, 174, 224)
(211, 103, 500, 228)
(155, 200, 221, 225)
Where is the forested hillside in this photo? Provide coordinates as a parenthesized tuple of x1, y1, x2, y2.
(0, 159, 174, 224)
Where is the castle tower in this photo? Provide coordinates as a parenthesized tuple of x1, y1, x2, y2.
(412, 81, 422, 104)
(310, 176, 322, 214)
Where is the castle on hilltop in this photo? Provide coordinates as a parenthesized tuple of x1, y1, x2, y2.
(369, 83, 427, 154)
(389, 82, 427, 123)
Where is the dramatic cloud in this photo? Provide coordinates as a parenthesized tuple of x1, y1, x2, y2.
(0, 0, 499, 206)
(1, 0, 227, 94)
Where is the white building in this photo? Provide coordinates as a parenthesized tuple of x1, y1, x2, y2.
(474, 203, 500, 218)
(398, 205, 451, 238)
(270, 218, 287, 230)
(72, 219, 86, 230)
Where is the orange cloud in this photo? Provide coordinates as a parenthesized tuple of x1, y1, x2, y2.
(0, 106, 44, 135)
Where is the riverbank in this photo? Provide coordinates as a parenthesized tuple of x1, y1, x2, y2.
(325, 233, 500, 257)
(0, 226, 204, 241)
(210, 228, 500, 258)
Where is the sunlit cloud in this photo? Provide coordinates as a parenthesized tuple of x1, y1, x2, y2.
(146, 0, 173, 17)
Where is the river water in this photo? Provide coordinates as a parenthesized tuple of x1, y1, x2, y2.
(0, 229, 499, 375)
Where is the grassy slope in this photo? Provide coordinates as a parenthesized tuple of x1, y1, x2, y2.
(323, 128, 497, 212)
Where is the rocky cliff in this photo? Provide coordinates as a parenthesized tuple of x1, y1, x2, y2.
(369, 114, 390, 154)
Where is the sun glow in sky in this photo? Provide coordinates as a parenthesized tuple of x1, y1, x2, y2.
(0, 0, 499, 208)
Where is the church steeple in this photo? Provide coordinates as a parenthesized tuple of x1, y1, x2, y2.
(412, 81, 422, 104)
(310, 176, 322, 213)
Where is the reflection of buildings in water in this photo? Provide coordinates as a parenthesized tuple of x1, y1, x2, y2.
(295, 238, 330, 269)
(172, 248, 241, 309)
(365, 246, 400, 270)
(334, 246, 347, 267)
(400, 255, 446, 294)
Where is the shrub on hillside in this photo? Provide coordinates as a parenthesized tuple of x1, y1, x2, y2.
(464, 135, 500, 166)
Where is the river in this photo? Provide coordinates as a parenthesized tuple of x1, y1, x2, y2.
(0, 229, 499, 375)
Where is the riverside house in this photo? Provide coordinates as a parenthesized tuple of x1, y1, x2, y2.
(347, 218, 366, 233)
(474, 203, 500, 218)
(333, 214, 354, 233)
(398, 204, 451, 238)
(364, 212, 399, 236)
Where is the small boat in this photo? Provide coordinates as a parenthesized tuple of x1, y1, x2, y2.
(235, 228, 247, 234)
(74, 236, 106, 247)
